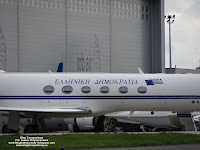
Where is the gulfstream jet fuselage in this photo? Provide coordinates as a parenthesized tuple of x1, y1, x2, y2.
(0, 72, 200, 119)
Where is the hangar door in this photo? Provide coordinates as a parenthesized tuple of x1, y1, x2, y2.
(66, 0, 110, 72)
(111, 0, 151, 73)
(66, 0, 151, 73)
(0, 0, 152, 73)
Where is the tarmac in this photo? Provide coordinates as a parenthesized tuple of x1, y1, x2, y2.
(74, 144, 200, 150)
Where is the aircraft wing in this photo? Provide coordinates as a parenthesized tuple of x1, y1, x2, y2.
(0, 107, 91, 114)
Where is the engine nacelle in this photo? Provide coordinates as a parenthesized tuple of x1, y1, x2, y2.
(194, 115, 200, 122)
(76, 117, 95, 130)
(66, 116, 105, 132)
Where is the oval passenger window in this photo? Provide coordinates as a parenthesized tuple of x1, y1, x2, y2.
(137, 86, 147, 94)
(43, 85, 54, 94)
(100, 86, 110, 94)
(119, 86, 128, 94)
(62, 85, 73, 94)
(81, 86, 91, 94)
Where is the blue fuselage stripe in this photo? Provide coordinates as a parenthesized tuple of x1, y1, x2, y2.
(0, 96, 199, 100)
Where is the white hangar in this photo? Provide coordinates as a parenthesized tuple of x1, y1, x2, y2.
(0, 0, 164, 73)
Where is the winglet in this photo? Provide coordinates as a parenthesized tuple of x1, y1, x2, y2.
(138, 67, 144, 74)
(57, 62, 63, 72)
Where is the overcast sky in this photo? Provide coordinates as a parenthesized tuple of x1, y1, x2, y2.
(165, 0, 200, 69)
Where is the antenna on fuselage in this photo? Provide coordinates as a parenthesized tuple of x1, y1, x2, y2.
(138, 67, 144, 74)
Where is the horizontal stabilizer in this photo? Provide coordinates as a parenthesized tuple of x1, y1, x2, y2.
(0, 107, 91, 114)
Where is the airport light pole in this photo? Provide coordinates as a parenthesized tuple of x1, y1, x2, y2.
(165, 15, 175, 69)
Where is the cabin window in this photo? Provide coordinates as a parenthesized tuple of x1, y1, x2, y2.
(62, 85, 73, 94)
(137, 86, 147, 94)
(43, 85, 54, 94)
(100, 86, 110, 94)
(81, 86, 91, 93)
(119, 86, 128, 94)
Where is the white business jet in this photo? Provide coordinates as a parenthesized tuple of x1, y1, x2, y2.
(0, 71, 199, 132)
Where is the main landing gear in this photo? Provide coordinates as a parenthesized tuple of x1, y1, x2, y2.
(2, 125, 18, 134)
(24, 118, 48, 133)
(24, 124, 40, 133)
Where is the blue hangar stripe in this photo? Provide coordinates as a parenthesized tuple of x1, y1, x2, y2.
(0, 96, 200, 100)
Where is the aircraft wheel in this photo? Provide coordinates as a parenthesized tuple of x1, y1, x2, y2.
(2, 125, 18, 134)
(24, 124, 39, 133)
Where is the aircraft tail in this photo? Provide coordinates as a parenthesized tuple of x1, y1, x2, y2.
(57, 62, 63, 72)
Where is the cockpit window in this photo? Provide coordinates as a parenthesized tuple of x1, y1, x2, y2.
(137, 86, 147, 94)
(81, 86, 91, 93)
(119, 86, 128, 94)
(100, 86, 110, 94)
(43, 85, 54, 94)
(62, 85, 73, 94)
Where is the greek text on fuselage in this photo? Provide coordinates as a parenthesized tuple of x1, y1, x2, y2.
(55, 79, 90, 84)
(94, 79, 138, 84)
(55, 79, 138, 85)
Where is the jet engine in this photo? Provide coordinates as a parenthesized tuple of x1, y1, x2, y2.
(66, 116, 105, 132)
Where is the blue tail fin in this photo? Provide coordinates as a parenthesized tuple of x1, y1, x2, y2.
(57, 62, 63, 72)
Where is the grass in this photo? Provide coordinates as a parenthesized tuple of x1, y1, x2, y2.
(1, 133, 200, 150)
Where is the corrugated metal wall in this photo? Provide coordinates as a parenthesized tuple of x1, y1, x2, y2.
(67, 0, 110, 72)
(0, 0, 163, 73)
(0, 1, 17, 71)
(111, 0, 151, 73)
(18, 0, 66, 72)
